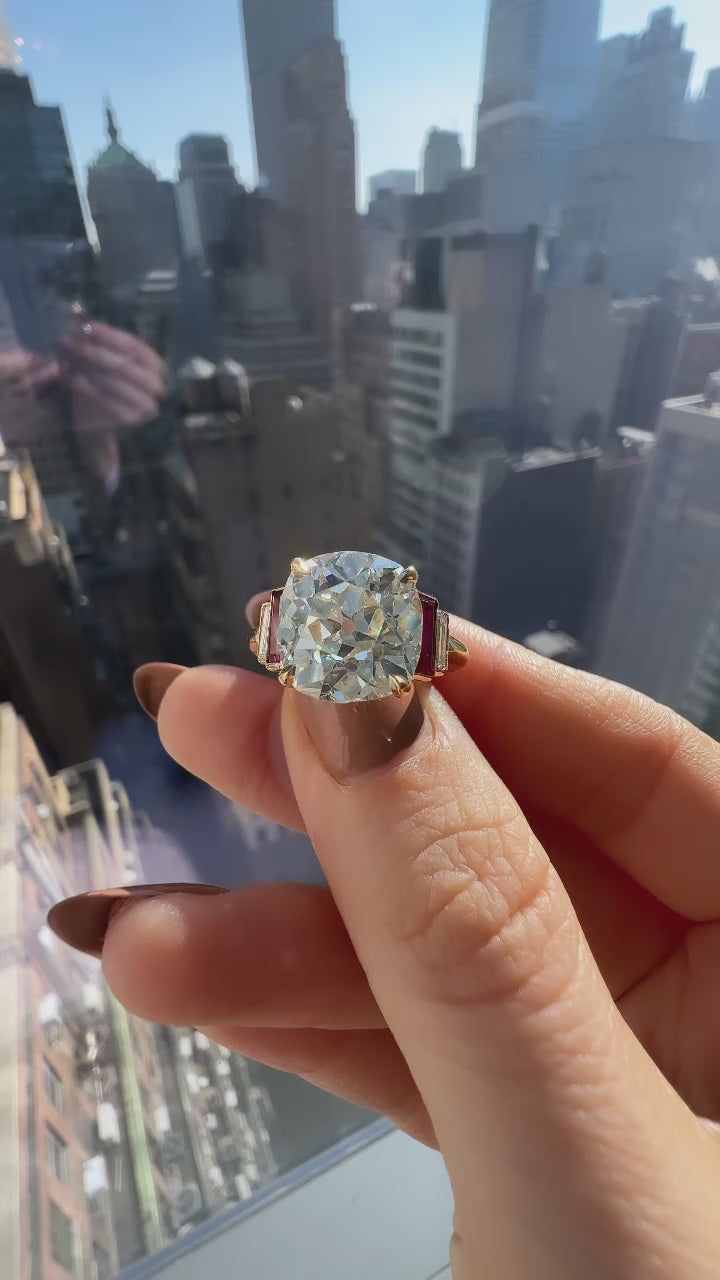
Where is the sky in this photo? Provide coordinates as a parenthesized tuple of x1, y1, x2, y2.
(5, 0, 720, 207)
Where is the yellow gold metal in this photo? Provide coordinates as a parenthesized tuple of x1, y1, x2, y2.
(291, 557, 314, 576)
(400, 565, 419, 586)
(278, 670, 295, 688)
(447, 635, 470, 670)
(390, 675, 413, 698)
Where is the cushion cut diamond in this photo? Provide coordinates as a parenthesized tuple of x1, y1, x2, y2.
(277, 551, 424, 702)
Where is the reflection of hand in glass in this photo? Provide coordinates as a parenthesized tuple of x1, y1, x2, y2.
(61, 320, 167, 434)
(52, 620, 720, 1277)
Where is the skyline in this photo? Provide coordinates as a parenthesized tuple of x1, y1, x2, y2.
(5, 0, 720, 206)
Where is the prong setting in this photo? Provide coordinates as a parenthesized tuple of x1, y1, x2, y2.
(390, 675, 413, 698)
(291, 557, 315, 577)
(400, 565, 419, 586)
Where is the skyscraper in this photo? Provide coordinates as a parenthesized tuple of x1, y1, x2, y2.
(593, 378, 720, 713)
(0, 1, 13, 69)
(176, 134, 240, 272)
(421, 129, 463, 194)
(477, 0, 601, 126)
(591, 7, 694, 145)
(0, 68, 86, 242)
(474, 0, 601, 230)
(240, 0, 335, 200)
(87, 104, 179, 299)
(284, 37, 359, 336)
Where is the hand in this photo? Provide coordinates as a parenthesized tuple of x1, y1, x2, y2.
(61, 319, 166, 433)
(55, 623, 720, 1278)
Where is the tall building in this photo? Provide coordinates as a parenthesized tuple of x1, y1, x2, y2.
(284, 38, 359, 337)
(0, 440, 102, 764)
(474, 0, 601, 231)
(420, 129, 463, 194)
(418, 435, 598, 635)
(592, 8, 694, 146)
(367, 170, 416, 203)
(559, 136, 713, 295)
(87, 105, 179, 301)
(0, 68, 86, 242)
(537, 282, 633, 446)
(166, 359, 354, 667)
(690, 67, 720, 145)
(334, 303, 391, 547)
(222, 269, 329, 387)
(0, 704, 287, 1278)
(593, 378, 720, 713)
(176, 134, 240, 273)
(383, 229, 545, 568)
(240, 0, 336, 201)
(477, 0, 600, 122)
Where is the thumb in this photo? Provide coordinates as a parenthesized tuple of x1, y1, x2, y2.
(282, 686, 719, 1279)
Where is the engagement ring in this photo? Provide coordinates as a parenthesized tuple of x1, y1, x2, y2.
(250, 550, 469, 703)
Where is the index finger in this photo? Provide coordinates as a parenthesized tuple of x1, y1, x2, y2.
(445, 620, 720, 920)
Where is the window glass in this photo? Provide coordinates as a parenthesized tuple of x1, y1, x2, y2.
(1, 0, 720, 1276)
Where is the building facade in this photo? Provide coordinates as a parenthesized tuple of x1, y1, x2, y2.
(593, 383, 720, 713)
(420, 129, 463, 195)
(591, 7, 694, 146)
(176, 134, 240, 273)
(284, 38, 359, 338)
(240, 0, 335, 201)
(87, 106, 179, 302)
(367, 170, 416, 203)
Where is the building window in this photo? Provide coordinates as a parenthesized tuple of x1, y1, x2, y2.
(50, 1202, 75, 1274)
(44, 1060, 63, 1113)
(47, 1126, 69, 1184)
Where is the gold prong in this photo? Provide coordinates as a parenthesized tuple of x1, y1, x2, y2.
(390, 675, 413, 698)
(400, 565, 419, 586)
(291, 557, 314, 576)
(278, 670, 296, 688)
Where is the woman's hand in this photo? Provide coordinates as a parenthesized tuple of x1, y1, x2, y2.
(55, 622, 720, 1277)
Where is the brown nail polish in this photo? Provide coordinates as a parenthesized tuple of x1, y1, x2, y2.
(47, 883, 227, 958)
(293, 689, 427, 781)
(133, 662, 186, 719)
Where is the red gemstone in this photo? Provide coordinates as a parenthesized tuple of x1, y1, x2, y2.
(417, 593, 438, 677)
(268, 589, 282, 666)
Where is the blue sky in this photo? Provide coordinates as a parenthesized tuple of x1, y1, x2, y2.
(6, 0, 720, 205)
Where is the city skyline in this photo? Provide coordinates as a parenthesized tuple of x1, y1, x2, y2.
(5, 0, 720, 207)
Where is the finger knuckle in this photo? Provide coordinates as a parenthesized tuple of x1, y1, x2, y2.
(383, 799, 567, 1009)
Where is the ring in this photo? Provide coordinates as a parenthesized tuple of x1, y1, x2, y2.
(249, 550, 469, 703)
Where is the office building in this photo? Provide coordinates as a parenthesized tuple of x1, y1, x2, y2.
(477, 0, 600, 123)
(671, 322, 720, 399)
(383, 229, 545, 567)
(0, 68, 85, 242)
(592, 8, 694, 146)
(167, 359, 353, 667)
(537, 282, 632, 446)
(560, 136, 713, 295)
(690, 67, 720, 145)
(611, 285, 688, 430)
(334, 303, 391, 546)
(421, 129, 463, 194)
(474, 0, 601, 231)
(240, 0, 335, 201)
(176, 134, 240, 272)
(422, 436, 598, 635)
(87, 105, 179, 301)
(0, 441, 100, 764)
(593, 379, 720, 711)
(284, 37, 360, 337)
(367, 170, 416, 203)
(222, 269, 329, 387)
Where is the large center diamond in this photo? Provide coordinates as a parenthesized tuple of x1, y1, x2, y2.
(277, 551, 423, 702)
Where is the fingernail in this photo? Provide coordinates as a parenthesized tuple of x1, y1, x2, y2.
(47, 883, 227, 958)
(293, 689, 427, 781)
(245, 590, 272, 629)
(133, 662, 186, 719)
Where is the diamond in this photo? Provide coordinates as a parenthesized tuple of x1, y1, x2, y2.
(277, 551, 424, 702)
